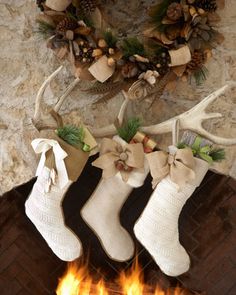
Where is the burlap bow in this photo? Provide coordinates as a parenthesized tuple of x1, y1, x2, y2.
(92, 138, 144, 182)
(146, 147, 196, 189)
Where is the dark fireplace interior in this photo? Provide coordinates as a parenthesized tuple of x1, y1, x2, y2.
(0, 155, 235, 295)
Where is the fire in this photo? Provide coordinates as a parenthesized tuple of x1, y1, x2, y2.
(119, 257, 144, 295)
(56, 259, 187, 295)
(56, 263, 87, 295)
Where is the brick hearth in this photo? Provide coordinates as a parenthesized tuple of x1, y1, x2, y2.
(0, 155, 235, 295)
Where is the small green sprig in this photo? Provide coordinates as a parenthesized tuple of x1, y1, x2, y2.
(117, 118, 141, 143)
(56, 125, 90, 152)
(149, 0, 176, 29)
(177, 136, 225, 164)
(121, 37, 146, 59)
(36, 20, 55, 39)
(103, 30, 118, 48)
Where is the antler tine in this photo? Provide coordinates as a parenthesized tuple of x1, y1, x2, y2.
(117, 91, 130, 125)
(91, 91, 130, 137)
(54, 77, 80, 112)
(34, 66, 63, 121)
(141, 84, 236, 145)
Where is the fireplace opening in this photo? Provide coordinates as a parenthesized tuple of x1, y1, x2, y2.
(0, 155, 235, 295)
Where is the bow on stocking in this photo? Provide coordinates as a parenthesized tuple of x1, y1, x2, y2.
(92, 138, 144, 182)
(146, 146, 196, 189)
(32, 138, 69, 192)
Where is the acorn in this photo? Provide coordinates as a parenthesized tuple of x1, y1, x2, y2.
(107, 57, 116, 67)
(108, 48, 115, 55)
(92, 48, 103, 57)
(98, 39, 107, 48)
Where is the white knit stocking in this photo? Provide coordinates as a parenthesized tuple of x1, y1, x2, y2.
(81, 136, 149, 262)
(25, 167, 82, 261)
(134, 158, 209, 276)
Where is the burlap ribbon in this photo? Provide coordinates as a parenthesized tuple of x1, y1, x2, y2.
(32, 135, 89, 191)
(92, 138, 144, 182)
(146, 147, 196, 189)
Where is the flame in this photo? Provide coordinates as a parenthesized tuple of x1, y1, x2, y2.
(56, 259, 187, 295)
(119, 257, 144, 295)
(96, 280, 109, 295)
(56, 263, 87, 295)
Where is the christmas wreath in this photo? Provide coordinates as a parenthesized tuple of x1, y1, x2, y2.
(35, 0, 225, 103)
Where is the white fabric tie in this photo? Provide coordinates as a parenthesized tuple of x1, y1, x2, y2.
(32, 138, 69, 189)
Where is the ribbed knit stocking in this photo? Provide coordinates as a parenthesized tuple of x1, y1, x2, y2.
(134, 157, 209, 276)
(25, 167, 82, 261)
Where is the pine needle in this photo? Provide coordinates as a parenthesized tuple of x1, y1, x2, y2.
(121, 37, 146, 59)
(149, 0, 175, 28)
(117, 118, 141, 143)
(56, 125, 85, 148)
(36, 20, 55, 39)
(193, 65, 209, 85)
(103, 30, 118, 48)
(178, 135, 225, 164)
(209, 148, 225, 162)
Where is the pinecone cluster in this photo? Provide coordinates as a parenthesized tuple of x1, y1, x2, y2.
(186, 51, 206, 74)
(75, 41, 94, 63)
(166, 2, 183, 21)
(154, 52, 171, 76)
(56, 17, 78, 33)
(80, 0, 97, 15)
(195, 0, 217, 12)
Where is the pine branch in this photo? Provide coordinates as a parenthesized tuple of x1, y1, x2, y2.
(56, 125, 85, 148)
(193, 65, 209, 85)
(209, 148, 225, 162)
(36, 20, 55, 39)
(117, 118, 141, 143)
(103, 30, 118, 48)
(121, 37, 146, 59)
(149, 0, 176, 28)
(178, 135, 225, 164)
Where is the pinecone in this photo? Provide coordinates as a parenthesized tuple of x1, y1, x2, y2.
(80, 0, 97, 15)
(75, 41, 94, 63)
(166, 2, 183, 21)
(121, 62, 139, 78)
(154, 52, 171, 76)
(195, 0, 217, 12)
(186, 51, 206, 73)
(36, 0, 45, 11)
(56, 17, 78, 33)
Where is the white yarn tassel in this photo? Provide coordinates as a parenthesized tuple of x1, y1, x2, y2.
(134, 157, 209, 276)
(25, 167, 82, 261)
(81, 136, 149, 262)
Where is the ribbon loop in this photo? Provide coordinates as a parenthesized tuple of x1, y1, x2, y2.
(32, 138, 69, 190)
(147, 147, 195, 189)
(92, 138, 145, 182)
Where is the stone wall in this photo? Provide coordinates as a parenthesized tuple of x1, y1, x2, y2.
(0, 0, 235, 195)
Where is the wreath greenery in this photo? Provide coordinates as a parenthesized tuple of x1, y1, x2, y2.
(35, 0, 225, 103)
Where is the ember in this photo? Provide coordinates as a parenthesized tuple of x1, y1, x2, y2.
(56, 259, 188, 295)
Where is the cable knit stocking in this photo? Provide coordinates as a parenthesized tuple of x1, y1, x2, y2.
(25, 168, 82, 261)
(25, 137, 89, 261)
(134, 157, 209, 276)
(81, 136, 149, 262)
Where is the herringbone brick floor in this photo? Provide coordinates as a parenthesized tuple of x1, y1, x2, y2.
(0, 156, 235, 294)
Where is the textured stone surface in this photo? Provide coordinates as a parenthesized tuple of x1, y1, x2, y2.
(0, 0, 235, 195)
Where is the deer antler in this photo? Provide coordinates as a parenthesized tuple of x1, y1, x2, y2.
(91, 84, 236, 146)
(33, 66, 80, 130)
